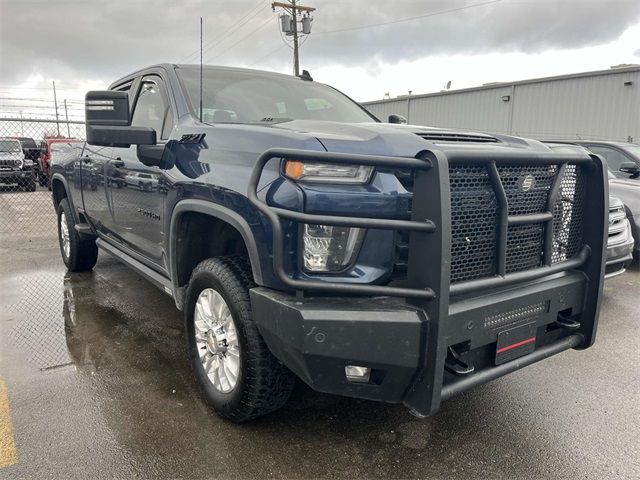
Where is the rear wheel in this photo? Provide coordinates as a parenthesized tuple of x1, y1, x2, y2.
(185, 256, 295, 422)
(57, 198, 98, 272)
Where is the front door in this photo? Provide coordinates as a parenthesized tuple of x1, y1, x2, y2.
(80, 144, 113, 232)
(108, 75, 174, 268)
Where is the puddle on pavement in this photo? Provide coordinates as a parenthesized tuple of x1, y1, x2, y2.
(6, 270, 73, 371)
(2, 265, 182, 374)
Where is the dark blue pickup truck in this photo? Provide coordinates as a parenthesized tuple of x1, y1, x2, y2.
(50, 64, 608, 422)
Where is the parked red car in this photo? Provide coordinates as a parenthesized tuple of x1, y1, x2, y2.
(38, 137, 78, 186)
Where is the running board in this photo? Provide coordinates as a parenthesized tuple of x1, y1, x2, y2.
(96, 238, 173, 297)
(74, 223, 95, 238)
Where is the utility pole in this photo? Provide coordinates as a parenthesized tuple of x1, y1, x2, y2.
(63, 99, 70, 137)
(292, 0, 299, 77)
(199, 17, 203, 122)
(272, 1, 315, 76)
(52, 80, 60, 136)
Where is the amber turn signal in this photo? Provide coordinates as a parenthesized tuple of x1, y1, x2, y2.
(284, 160, 305, 180)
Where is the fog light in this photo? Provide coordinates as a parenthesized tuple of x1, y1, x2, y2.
(302, 224, 364, 272)
(345, 365, 371, 383)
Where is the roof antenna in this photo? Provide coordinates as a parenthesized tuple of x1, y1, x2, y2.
(199, 16, 203, 122)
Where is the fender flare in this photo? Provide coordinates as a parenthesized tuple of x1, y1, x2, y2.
(50, 173, 81, 224)
(168, 199, 264, 292)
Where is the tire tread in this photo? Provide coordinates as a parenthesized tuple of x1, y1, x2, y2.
(188, 255, 295, 422)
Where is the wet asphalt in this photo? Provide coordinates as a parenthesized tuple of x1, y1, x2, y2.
(0, 191, 639, 479)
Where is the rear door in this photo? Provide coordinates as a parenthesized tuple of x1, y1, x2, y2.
(108, 74, 174, 268)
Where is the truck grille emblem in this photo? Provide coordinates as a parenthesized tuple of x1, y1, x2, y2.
(519, 174, 535, 192)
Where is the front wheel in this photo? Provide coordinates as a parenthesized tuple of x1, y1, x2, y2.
(185, 256, 295, 422)
(57, 198, 98, 272)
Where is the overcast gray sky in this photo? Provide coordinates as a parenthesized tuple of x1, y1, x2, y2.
(1, 0, 639, 111)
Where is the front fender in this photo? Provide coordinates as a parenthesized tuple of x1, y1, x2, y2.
(168, 199, 265, 309)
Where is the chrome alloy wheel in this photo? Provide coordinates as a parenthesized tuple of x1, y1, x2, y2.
(194, 288, 240, 393)
(60, 211, 71, 259)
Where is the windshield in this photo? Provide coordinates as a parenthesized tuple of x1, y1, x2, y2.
(17, 137, 37, 148)
(0, 140, 21, 153)
(177, 67, 376, 124)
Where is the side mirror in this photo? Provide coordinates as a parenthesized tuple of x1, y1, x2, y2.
(388, 114, 407, 124)
(85, 91, 156, 148)
(619, 161, 640, 178)
(137, 140, 181, 169)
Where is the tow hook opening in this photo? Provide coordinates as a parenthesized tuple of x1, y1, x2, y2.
(445, 342, 475, 376)
(552, 308, 582, 331)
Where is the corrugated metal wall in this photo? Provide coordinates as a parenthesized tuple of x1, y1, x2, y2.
(362, 68, 640, 142)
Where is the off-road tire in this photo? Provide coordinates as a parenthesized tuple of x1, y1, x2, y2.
(57, 198, 98, 272)
(185, 255, 295, 422)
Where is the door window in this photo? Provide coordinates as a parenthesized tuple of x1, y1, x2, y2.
(131, 76, 174, 140)
(587, 145, 630, 172)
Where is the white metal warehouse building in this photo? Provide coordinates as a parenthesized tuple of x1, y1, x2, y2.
(361, 66, 640, 143)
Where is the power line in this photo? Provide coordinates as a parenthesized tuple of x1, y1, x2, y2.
(248, 43, 288, 66)
(205, 15, 279, 63)
(314, 0, 502, 35)
(180, 0, 269, 63)
(0, 97, 84, 104)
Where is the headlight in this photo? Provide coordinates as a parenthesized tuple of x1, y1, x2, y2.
(284, 160, 373, 184)
(302, 224, 364, 272)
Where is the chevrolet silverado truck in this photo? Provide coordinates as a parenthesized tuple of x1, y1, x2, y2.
(50, 64, 608, 422)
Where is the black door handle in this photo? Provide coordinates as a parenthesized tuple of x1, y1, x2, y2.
(81, 156, 92, 164)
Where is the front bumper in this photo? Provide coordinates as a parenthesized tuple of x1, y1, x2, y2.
(0, 170, 34, 182)
(248, 147, 608, 416)
(605, 221, 635, 278)
(251, 270, 589, 415)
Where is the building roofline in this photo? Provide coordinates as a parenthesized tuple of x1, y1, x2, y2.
(361, 65, 640, 105)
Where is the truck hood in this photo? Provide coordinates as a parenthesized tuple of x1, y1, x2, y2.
(270, 120, 545, 157)
(0, 152, 23, 160)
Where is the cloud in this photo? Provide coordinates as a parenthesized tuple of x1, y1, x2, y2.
(297, 0, 640, 68)
(1, 0, 639, 92)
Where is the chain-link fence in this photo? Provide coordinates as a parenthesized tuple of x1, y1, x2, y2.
(1, 115, 87, 371)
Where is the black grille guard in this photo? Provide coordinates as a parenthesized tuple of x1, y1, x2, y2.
(247, 147, 608, 415)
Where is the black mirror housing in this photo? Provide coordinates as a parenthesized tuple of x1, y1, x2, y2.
(89, 125, 157, 148)
(86, 90, 130, 126)
(85, 90, 156, 148)
(137, 144, 166, 168)
(388, 114, 407, 124)
(619, 161, 640, 177)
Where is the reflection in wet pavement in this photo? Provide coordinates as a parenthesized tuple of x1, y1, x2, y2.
(9, 271, 72, 371)
(0, 195, 639, 478)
